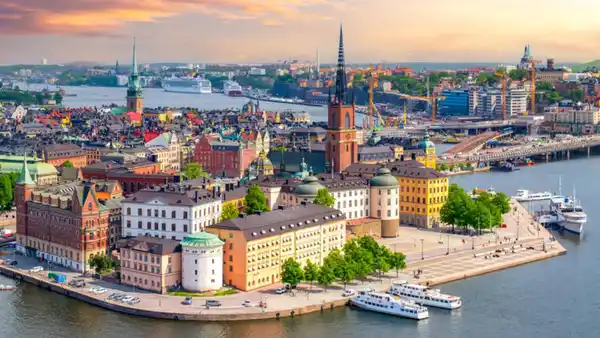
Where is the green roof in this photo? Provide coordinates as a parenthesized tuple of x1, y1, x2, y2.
(17, 156, 35, 185)
(111, 107, 127, 115)
(370, 168, 399, 187)
(0, 156, 57, 177)
(181, 232, 224, 248)
(295, 175, 325, 196)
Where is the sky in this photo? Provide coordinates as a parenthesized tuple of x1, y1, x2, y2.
(1, 0, 600, 65)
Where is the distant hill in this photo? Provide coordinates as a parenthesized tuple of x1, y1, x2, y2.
(571, 60, 600, 72)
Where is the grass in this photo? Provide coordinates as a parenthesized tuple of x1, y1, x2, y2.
(167, 289, 238, 297)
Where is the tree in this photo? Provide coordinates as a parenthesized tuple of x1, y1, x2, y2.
(547, 90, 563, 104)
(61, 160, 74, 168)
(492, 192, 511, 214)
(244, 184, 269, 214)
(440, 184, 472, 232)
(536, 81, 553, 91)
(317, 264, 335, 290)
(467, 200, 491, 235)
(388, 252, 407, 278)
(281, 258, 304, 287)
(338, 259, 357, 289)
(220, 203, 239, 222)
(184, 162, 210, 179)
(303, 259, 319, 293)
(323, 248, 345, 278)
(313, 188, 336, 208)
(88, 253, 114, 274)
(509, 69, 528, 81)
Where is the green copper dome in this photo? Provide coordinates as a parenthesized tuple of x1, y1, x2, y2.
(369, 168, 399, 188)
(294, 175, 325, 197)
(181, 232, 224, 248)
(419, 134, 435, 149)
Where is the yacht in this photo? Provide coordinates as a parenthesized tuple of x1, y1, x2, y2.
(512, 189, 553, 202)
(349, 291, 429, 320)
(388, 281, 462, 310)
(550, 196, 586, 235)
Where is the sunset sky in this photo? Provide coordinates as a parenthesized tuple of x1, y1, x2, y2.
(1, 0, 600, 65)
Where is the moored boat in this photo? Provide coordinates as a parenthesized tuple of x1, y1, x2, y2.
(388, 280, 462, 310)
(512, 189, 553, 202)
(349, 290, 429, 320)
(0, 284, 15, 291)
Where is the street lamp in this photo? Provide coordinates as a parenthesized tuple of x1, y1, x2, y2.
(420, 239, 424, 260)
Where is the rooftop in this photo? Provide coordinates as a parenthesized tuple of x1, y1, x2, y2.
(119, 236, 181, 255)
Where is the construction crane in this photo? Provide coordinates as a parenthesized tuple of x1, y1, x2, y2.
(368, 64, 386, 129)
(528, 59, 542, 116)
(494, 71, 510, 121)
(399, 94, 446, 123)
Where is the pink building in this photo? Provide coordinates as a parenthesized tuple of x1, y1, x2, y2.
(119, 236, 182, 294)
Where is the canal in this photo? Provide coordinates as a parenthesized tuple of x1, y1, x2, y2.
(1, 155, 597, 337)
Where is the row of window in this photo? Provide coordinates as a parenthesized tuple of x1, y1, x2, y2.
(126, 207, 219, 219)
(126, 220, 208, 233)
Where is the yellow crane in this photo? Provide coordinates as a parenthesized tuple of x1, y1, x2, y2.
(528, 59, 542, 116)
(399, 94, 446, 123)
(494, 71, 509, 121)
(368, 64, 386, 129)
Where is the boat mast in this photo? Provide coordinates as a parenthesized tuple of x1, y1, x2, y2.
(558, 176, 562, 196)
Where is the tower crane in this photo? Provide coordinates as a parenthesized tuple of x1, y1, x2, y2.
(528, 59, 542, 116)
(368, 64, 386, 129)
(494, 71, 510, 121)
(399, 94, 446, 124)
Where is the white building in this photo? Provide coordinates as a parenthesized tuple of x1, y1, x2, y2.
(180, 232, 224, 292)
(368, 168, 400, 237)
(470, 87, 528, 118)
(145, 132, 180, 172)
(122, 185, 222, 240)
(248, 68, 267, 76)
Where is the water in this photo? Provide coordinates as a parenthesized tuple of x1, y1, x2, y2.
(0, 156, 596, 338)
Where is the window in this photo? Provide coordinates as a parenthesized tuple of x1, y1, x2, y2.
(229, 255, 233, 262)
(162, 223, 166, 231)
(137, 208, 142, 216)
(137, 221, 142, 229)
(161, 210, 166, 217)
(171, 211, 176, 218)
(147, 209, 151, 217)
(345, 112, 350, 129)
(126, 208, 131, 215)
(171, 224, 176, 231)
(183, 211, 188, 219)
(229, 266, 233, 272)
(195, 270, 198, 275)
(126, 220, 131, 228)
(147, 222, 151, 230)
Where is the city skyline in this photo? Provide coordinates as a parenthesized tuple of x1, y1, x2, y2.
(1, 0, 600, 65)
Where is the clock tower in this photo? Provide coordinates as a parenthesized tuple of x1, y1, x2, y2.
(326, 25, 358, 173)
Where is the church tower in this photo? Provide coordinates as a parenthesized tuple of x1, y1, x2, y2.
(15, 154, 35, 254)
(326, 25, 357, 173)
(126, 38, 143, 113)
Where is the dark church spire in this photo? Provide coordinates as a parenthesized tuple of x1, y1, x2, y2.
(334, 24, 348, 105)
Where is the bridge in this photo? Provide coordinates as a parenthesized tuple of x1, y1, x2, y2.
(446, 131, 513, 155)
(468, 136, 600, 163)
(409, 119, 532, 132)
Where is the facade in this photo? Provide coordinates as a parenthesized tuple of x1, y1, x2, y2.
(180, 232, 224, 292)
(207, 204, 346, 291)
(535, 70, 568, 84)
(193, 135, 257, 178)
(326, 26, 358, 173)
(470, 87, 528, 118)
(369, 168, 400, 238)
(41, 143, 88, 168)
(544, 105, 600, 135)
(438, 89, 469, 116)
(145, 132, 180, 172)
(122, 184, 222, 240)
(16, 165, 112, 272)
(126, 39, 144, 114)
(119, 236, 181, 293)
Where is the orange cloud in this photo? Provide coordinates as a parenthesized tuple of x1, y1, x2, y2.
(0, 0, 336, 36)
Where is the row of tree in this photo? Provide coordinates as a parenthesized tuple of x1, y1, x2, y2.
(440, 184, 510, 233)
(281, 236, 407, 290)
(0, 173, 19, 212)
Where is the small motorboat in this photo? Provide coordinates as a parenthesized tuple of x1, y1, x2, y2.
(0, 284, 15, 291)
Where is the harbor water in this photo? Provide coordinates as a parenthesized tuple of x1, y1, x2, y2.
(0, 156, 596, 337)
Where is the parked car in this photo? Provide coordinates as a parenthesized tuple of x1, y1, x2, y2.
(206, 300, 222, 307)
(182, 296, 192, 305)
(342, 289, 356, 297)
(29, 266, 44, 273)
(275, 287, 287, 294)
(121, 296, 135, 303)
(9, 260, 17, 266)
(242, 300, 251, 307)
(69, 279, 86, 288)
(125, 298, 140, 305)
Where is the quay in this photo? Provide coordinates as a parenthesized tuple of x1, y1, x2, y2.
(0, 199, 566, 322)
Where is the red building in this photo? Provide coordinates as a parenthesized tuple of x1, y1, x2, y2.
(193, 135, 257, 178)
(15, 159, 113, 273)
(326, 26, 358, 173)
(81, 162, 175, 196)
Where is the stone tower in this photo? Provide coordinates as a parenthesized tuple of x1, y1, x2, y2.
(126, 37, 143, 114)
(15, 154, 35, 254)
(326, 25, 357, 173)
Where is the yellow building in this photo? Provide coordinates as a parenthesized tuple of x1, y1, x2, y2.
(404, 134, 437, 169)
(389, 162, 448, 228)
(207, 204, 346, 291)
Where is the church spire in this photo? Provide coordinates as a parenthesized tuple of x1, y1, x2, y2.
(132, 37, 138, 75)
(334, 24, 348, 105)
(18, 153, 35, 185)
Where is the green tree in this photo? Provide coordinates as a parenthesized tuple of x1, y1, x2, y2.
(338, 259, 357, 289)
(313, 188, 336, 208)
(509, 69, 528, 81)
(281, 258, 304, 287)
(440, 184, 472, 232)
(244, 184, 269, 214)
(303, 259, 319, 293)
(61, 160, 74, 168)
(547, 90, 563, 104)
(388, 252, 407, 278)
(467, 200, 491, 234)
(317, 264, 336, 290)
(184, 162, 210, 179)
(88, 253, 114, 274)
(536, 81, 553, 91)
(492, 192, 511, 214)
(343, 239, 374, 282)
(220, 203, 239, 222)
(323, 248, 345, 278)
(373, 247, 391, 278)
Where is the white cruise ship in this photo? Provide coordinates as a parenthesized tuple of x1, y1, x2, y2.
(388, 281, 462, 310)
(349, 291, 429, 320)
(223, 80, 243, 96)
(512, 189, 553, 202)
(162, 76, 211, 94)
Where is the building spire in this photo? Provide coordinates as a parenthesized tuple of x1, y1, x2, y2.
(132, 37, 138, 75)
(18, 153, 35, 185)
(334, 24, 347, 105)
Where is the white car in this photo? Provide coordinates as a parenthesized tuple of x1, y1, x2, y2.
(29, 266, 44, 273)
(275, 287, 287, 294)
(342, 289, 356, 297)
(121, 296, 135, 302)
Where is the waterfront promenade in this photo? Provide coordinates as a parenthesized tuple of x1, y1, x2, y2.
(0, 200, 565, 321)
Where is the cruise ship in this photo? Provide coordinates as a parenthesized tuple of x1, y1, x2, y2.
(223, 81, 243, 96)
(162, 76, 211, 94)
(388, 281, 462, 310)
(349, 291, 429, 320)
(512, 189, 553, 202)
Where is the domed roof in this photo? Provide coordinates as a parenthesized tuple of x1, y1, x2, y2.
(370, 167, 399, 187)
(181, 231, 224, 248)
(419, 134, 435, 149)
(295, 175, 325, 196)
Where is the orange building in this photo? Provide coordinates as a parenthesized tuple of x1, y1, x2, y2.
(207, 204, 346, 291)
(41, 144, 88, 168)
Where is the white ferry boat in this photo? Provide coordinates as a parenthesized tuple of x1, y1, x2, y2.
(388, 280, 462, 310)
(162, 76, 211, 94)
(550, 196, 586, 235)
(349, 290, 429, 320)
(223, 81, 243, 96)
(512, 189, 553, 202)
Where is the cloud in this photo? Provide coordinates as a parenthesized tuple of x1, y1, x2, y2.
(0, 0, 335, 36)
